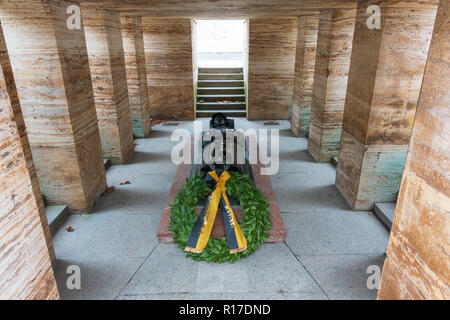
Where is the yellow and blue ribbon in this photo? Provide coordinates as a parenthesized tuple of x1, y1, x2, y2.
(185, 170, 247, 254)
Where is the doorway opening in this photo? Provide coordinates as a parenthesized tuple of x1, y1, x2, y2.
(192, 20, 248, 118)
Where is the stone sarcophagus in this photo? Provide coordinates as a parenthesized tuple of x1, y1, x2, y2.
(190, 113, 254, 189)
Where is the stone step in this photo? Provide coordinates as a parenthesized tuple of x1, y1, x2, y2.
(196, 102, 246, 111)
(196, 110, 247, 118)
(198, 73, 244, 80)
(331, 156, 338, 167)
(373, 202, 396, 230)
(197, 94, 245, 102)
(46, 205, 70, 236)
(104, 158, 112, 170)
(197, 87, 245, 95)
(198, 67, 243, 74)
(197, 80, 245, 88)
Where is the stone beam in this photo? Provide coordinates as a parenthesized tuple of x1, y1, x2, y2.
(307, 8, 356, 161)
(0, 58, 59, 300)
(120, 16, 151, 138)
(142, 18, 195, 120)
(290, 13, 320, 137)
(248, 18, 298, 120)
(0, 0, 107, 211)
(83, 8, 134, 163)
(191, 20, 199, 111)
(78, 1, 359, 17)
(335, 0, 438, 210)
(378, 0, 449, 299)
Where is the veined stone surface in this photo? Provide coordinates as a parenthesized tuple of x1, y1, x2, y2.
(336, 0, 438, 210)
(0, 23, 55, 263)
(83, 8, 134, 163)
(290, 13, 319, 137)
(191, 20, 199, 113)
(336, 130, 408, 210)
(308, 8, 356, 162)
(121, 16, 151, 138)
(0, 58, 58, 300)
(248, 18, 298, 120)
(142, 18, 195, 120)
(78, 0, 359, 17)
(378, 0, 449, 299)
(0, 0, 107, 211)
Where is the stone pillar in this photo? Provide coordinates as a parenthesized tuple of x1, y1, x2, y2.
(378, 0, 449, 299)
(290, 13, 319, 137)
(191, 19, 198, 112)
(335, 0, 437, 210)
(120, 16, 151, 138)
(83, 8, 134, 163)
(307, 8, 356, 161)
(142, 18, 195, 120)
(243, 20, 249, 107)
(248, 18, 298, 120)
(0, 23, 55, 263)
(0, 59, 59, 300)
(0, 0, 107, 211)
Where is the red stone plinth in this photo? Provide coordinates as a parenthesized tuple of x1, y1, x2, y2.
(156, 162, 286, 243)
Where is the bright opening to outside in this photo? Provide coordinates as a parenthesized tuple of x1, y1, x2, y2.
(195, 20, 246, 67)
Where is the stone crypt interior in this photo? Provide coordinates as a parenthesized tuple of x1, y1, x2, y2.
(0, 0, 449, 300)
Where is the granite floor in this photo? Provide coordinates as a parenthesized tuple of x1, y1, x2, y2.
(52, 119, 390, 300)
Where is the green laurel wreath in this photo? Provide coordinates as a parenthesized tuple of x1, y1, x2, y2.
(169, 171, 271, 263)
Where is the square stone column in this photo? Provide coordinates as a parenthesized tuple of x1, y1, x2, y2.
(336, 0, 438, 210)
(0, 0, 107, 211)
(290, 13, 319, 137)
(378, 0, 448, 299)
(83, 8, 134, 163)
(0, 59, 59, 300)
(0, 23, 55, 263)
(142, 18, 195, 120)
(307, 8, 356, 162)
(248, 18, 298, 120)
(120, 16, 151, 138)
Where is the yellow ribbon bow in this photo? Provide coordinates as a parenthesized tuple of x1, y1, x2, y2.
(185, 170, 247, 254)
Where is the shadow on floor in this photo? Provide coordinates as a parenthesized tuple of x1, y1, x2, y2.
(279, 184, 351, 212)
(308, 184, 351, 211)
(54, 257, 145, 300)
(278, 128, 295, 138)
(147, 129, 173, 139)
(91, 188, 168, 215)
(279, 149, 316, 163)
(127, 151, 170, 165)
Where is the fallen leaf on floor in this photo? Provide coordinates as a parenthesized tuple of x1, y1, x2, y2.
(65, 226, 74, 232)
(198, 100, 205, 103)
(105, 186, 116, 193)
(119, 180, 131, 185)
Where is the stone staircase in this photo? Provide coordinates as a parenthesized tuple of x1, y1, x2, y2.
(196, 67, 246, 118)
